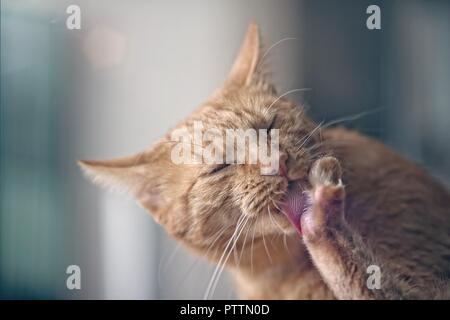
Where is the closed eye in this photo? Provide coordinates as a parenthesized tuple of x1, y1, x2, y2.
(267, 115, 277, 132)
(209, 163, 230, 175)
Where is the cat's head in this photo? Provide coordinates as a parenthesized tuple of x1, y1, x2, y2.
(79, 23, 322, 264)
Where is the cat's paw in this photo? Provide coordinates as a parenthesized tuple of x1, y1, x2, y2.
(309, 156, 342, 187)
(301, 156, 346, 242)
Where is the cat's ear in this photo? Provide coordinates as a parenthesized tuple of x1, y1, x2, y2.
(226, 22, 261, 87)
(78, 152, 166, 213)
(225, 22, 275, 92)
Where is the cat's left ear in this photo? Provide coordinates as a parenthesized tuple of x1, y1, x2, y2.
(224, 22, 275, 92)
(78, 152, 167, 215)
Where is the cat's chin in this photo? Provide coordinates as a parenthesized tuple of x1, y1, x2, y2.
(280, 181, 308, 235)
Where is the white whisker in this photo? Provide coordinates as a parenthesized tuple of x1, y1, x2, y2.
(250, 223, 256, 274)
(267, 88, 312, 113)
(261, 222, 273, 263)
(258, 37, 298, 70)
(203, 214, 245, 300)
(208, 216, 250, 299)
(296, 121, 324, 153)
(268, 203, 286, 234)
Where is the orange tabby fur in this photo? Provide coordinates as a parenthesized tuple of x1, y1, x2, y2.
(79, 23, 450, 299)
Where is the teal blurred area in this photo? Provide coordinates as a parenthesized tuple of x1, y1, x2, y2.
(1, 2, 74, 298)
(0, 0, 449, 299)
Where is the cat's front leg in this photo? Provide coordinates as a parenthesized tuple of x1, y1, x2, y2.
(301, 156, 382, 299)
(300, 156, 442, 299)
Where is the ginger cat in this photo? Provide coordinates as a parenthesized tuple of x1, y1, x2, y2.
(79, 23, 450, 299)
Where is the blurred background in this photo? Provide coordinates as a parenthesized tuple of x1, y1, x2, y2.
(1, 0, 449, 299)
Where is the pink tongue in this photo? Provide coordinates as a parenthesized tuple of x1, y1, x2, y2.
(281, 182, 305, 235)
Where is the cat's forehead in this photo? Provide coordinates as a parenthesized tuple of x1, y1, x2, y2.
(192, 92, 277, 130)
